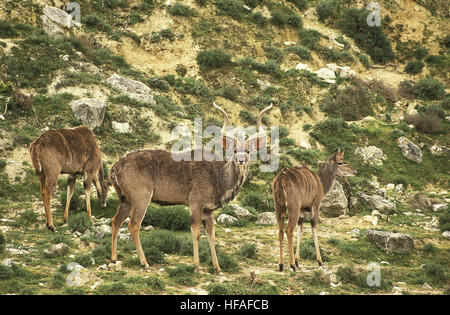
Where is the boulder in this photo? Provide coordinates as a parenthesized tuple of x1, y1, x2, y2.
(255, 212, 277, 225)
(432, 203, 448, 212)
(365, 230, 414, 254)
(229, 204, 255, 220)
(295, 63, 313, 72)
(112, 121, 130, 134)
(315, 68, 336, 80)
(45, 243, 70, 257)
(397, 137, 422, 163)
(69, 98, 106, 129)
(217, 214, 238, 225)
(355, 146, 386, 166)
(320, 181, 348, 217)
(429, 145, 450, 156)
(106, 74, 156, 104)
(359, 193, 396, 213)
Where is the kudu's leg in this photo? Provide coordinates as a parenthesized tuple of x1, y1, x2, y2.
(276, 212, 285, 272)
(63, 174, 77, 224)
(129, 194, 152, 269)
(83, 173, 94, 224)
(311, 209, 323, 267)
(111, 201, 132, 263)
(190, 205, 202, 268)
(203, 211, 221, 273)
(295, 217, 304, 268)
(41, 171, 58, 232)
(286, 207, 300, 271)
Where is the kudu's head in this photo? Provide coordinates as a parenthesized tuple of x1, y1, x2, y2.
(326, 149, 357, 177)
(213, 102, 273, 172)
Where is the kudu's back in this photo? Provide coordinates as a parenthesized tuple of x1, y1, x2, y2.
(272, 166, 323, 215)
(29, 126, 101, 175)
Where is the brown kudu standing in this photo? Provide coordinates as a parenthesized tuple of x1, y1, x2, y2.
(273, 150, 357, 271)
(29, 126, 109, 232)
(109, 103, 273, 272)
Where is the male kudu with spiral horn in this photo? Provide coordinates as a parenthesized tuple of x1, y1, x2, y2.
(109, 103, 273, 272)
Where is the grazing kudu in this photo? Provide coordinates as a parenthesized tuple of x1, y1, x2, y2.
(109, 103, 273, 272)
(272, 150, 356, 271)
(29, 126, 109, 232)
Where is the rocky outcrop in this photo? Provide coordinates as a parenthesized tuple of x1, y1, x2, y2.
(217, 214, 238, 225)
(255, 212, 277, 225)
(366, 230, 414, 254)
(69, 98, 106, 129)
(106, 74, 156, 104)
(397, 137, 422, 163)
(355, 146, 386, 166)
(359, 193, 396, 213)
(320, 181, 348, 217)
(229, 204, 255, 220)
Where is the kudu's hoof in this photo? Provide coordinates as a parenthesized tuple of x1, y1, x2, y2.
(290, 264, 297, 272)
(46, 224, 57, 232)
(279, 264, 284, 272)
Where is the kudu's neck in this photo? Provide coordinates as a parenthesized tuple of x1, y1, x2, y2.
(320, 162, 337, 195)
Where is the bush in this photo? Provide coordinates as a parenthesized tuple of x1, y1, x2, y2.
(405, 61, 424, 74)
(142, 205, 190, 231)
(196, 49, 233, 69)
(285, 46, 311, 60)
(339, 8, 395, 63)
(316, 1, 338, 21)
(168, 3, 196, 17)
(288, 0, 308, 10)
(239, 243, 257, 259)
(298, 29, 322, 50)
(215, 0, 246, 20)
(415, 78, 445, 100)
(68, 212, 92, 232)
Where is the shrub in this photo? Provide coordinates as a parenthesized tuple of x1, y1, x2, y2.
(168, 3, 196, 17)
(285, 46, 311, 60)
(239, 243, 257, 259)
(339, 8, 395, 63)
(414, 47, 428, 60)
(68, 212, 92, 232)
(215, 0, 246, 20)
(288, 0, 308, 10)
(298, 29, 322, 50)
(405, 61, 424, 74)
(142, 205, 190, 231)
(316, 1, 338, 21)
(415, 78, 445, 100)
(196, 49, 233, 69)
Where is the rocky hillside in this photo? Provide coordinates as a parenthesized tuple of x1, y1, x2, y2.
(0, 0, 448, 295)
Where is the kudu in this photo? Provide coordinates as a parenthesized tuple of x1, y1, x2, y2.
(29, 126, 109, 232)
(109, 103, 273, 272)
(272, 150, 356, 271)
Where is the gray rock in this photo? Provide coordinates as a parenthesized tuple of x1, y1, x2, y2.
(366, 230, 414, 254)
(432, 203, 447, 212)
(230, 204, 255, 220)
(43, 5, 72, 28)
(255, 212, 277, 225)
(45, 243, 70, 257)
(429, 145, 450, 156)
(397, 137, 422, 163)
(106, 74, 156, 104)
(320, 181, 348, 217)
(355, 146, 386, 166)
(359, 193, 396, 213)
(217, 214, 238, 225)
(41, 15, 64, 36)
(69, 98, 106, 129)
